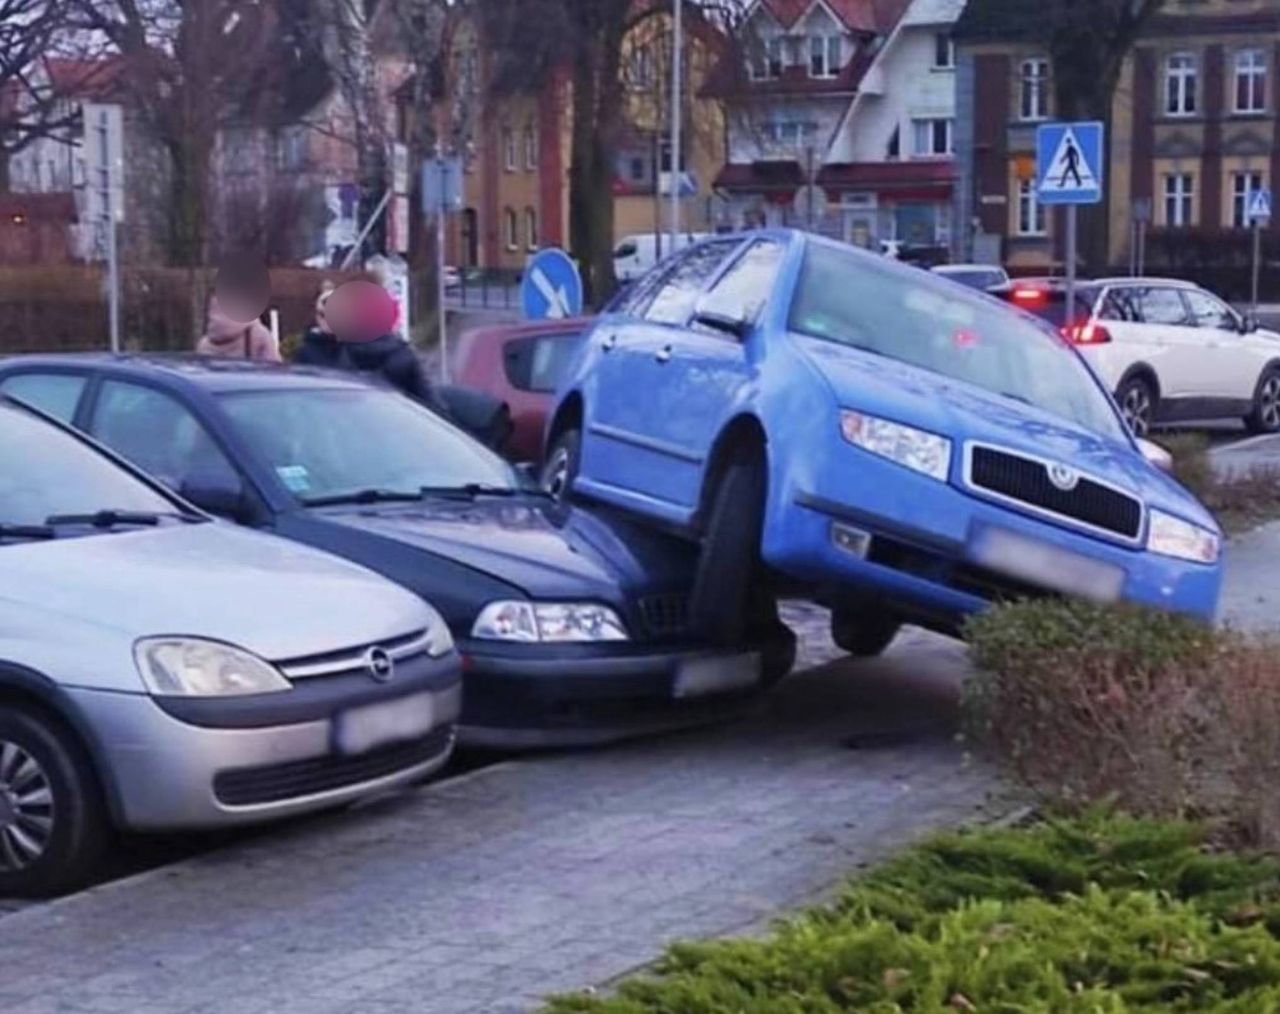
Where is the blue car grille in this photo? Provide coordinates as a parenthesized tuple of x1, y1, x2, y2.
(967, 445, 1143, 541)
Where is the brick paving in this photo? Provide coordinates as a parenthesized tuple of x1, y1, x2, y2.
(0, 610, 1005, 1014)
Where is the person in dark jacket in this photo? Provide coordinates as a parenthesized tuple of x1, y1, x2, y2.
(294, 283, 342, 368)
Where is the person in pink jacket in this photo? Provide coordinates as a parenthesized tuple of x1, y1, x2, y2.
(196, 293, 282, 362)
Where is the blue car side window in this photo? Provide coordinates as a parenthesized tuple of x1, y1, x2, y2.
(644, 241, 740, 326)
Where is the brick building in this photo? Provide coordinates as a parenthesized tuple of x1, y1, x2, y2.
(954, 0, 1280, 271)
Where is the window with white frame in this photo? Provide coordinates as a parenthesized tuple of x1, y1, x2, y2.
(1232, 171, 1265, 228)
(502, 128, 516, 171)
(912, 118, 953, 157)
(1165, 53, 1198, 116)
(1235, 49, 1267, 114)
(628, 45, 654, 90)
(1016, 179, 1045, 235)
(934, 33, 954, 70)
(524, 124, 537, 170)
(525, 206, 538, 250)
(810, 35, 841, 78)
(751, 35, 784, 79)
(1019, 58, 1049, 121)
(504, 207, 518, 250)
(1163, 173, 1194, 226)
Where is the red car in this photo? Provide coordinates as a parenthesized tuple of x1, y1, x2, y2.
(452, 317, 593, 463)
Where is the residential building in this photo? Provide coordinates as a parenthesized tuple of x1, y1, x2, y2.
(706, 0, 917, 240)
(954, 0, 1280, 271)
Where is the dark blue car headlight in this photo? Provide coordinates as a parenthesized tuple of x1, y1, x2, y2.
(472, 601, 629, 643)
(840, 410, 952, 482)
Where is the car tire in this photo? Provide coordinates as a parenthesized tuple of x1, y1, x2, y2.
(1246, 369, 1280, 435)
(690, 455, 766, 648)
(541, 428, 581, 500)
(0, 707, 107, 897)
(1116, 376, 1157, 438)
(831, 608, 901, 658)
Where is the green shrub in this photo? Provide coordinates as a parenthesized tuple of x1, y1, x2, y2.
(964, 599, 1280, 847)
(545, 813, 1280, 1012)
(1156, 432, 1215, 502)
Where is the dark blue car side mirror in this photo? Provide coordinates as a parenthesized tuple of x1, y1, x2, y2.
(180, 469, 251, 522)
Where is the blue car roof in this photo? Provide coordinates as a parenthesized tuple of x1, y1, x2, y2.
(0, 353, 371, 394)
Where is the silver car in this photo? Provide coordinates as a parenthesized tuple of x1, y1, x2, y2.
(0, 397, 461, 896)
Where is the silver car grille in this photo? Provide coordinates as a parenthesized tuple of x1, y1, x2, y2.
(276, 628, 432, 680)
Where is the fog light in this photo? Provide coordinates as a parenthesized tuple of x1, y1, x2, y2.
(831, 522, 871, 558)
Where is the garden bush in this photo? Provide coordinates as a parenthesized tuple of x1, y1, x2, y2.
(964, 599, 1280, 847)
(546, 812, 1280, 1012)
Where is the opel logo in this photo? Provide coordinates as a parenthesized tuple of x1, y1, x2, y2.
(365, 647, 394, 682)
(1047, 463, 1080, 492)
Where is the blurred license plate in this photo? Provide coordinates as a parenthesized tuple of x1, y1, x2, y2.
(334, 692, 435, 756)
(969, 526, 1125, 602)
(674, 654, 761, 699)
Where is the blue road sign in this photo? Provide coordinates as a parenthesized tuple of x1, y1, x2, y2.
(1249, 188, 1272, 223)
(1036, 121, 1104, 206)
(521, 247, 583, 320)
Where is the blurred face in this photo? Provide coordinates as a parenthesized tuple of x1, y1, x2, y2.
(214, 257, 271, 325)
(326, 280, 397, 343)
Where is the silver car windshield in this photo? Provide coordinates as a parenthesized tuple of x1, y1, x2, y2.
(0, 403, 178, 528)
(789, 243, 1126, 442)
(220, 387, 516, 503)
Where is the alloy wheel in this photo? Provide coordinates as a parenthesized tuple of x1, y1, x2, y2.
(1260, 376, 1280, 431)
(542, 447, 571, 499)
(1121, 386, 1152, 437)
(0, 739, 55, 872)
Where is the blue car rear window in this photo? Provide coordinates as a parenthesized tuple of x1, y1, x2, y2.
(789, 243, 1126, 441)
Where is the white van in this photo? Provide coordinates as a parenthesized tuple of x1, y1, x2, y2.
(614, 232, 713, 282)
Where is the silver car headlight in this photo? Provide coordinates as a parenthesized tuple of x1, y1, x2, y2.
(134, 637, 291, 697)
(1147, 509, 1221, 565)
(840, 410, 952, 481)
(471, 601, 629, 643)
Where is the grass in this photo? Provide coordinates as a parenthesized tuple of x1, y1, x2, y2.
(544, 811, 1280, 1012)
(1156, 432, 1280, 535)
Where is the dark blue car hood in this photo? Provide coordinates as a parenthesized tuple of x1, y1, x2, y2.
(305, 496, 696, 603)
(795, 336, 1218, 531)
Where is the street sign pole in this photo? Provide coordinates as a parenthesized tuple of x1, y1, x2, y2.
(93, 110, 120, 353)
(437, 154, 450, 383)
(1253, 218, 1263, 315)
(1065, 205, 1078, 330)
(1248, 188, 1272, 315)
(669, 0, 682, 251)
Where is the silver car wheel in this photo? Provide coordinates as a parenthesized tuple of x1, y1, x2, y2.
(1260, 376, 1280, 431)
(0, 739, 55, 872)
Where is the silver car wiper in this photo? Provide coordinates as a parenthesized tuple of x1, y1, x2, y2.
(44, 509, 168, 529)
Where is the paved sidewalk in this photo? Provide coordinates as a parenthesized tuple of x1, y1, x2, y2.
(0, 624, 1002, 1014)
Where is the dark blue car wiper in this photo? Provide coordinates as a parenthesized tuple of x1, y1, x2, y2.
(418, 484, 543, 500)
(301, 489, 426, 507)
(44, 510, 167, 528)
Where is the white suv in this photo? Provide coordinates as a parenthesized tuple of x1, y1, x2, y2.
(999, 277, 1280, 436)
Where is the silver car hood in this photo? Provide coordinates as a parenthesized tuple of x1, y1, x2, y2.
(0, 522, 431, 664)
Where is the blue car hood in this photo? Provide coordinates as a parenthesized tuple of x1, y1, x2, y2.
(795, 336, 1217, 530)
(308, 497, 696, 602)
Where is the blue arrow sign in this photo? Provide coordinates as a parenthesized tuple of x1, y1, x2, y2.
(521, 247, 583, 320)
(1036, 121, 1104, 206)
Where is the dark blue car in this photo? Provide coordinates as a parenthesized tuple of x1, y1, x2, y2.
(0, 356, 795, 748)
(544, 230, 1223, 653)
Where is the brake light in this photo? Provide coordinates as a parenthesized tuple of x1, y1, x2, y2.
(1063, 321, 1111, 345)
(1012, 288, 1045, 304)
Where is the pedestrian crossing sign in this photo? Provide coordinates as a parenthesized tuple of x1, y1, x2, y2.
(1249, 188, 1272, 223)
(1036, 121, 1104, 206)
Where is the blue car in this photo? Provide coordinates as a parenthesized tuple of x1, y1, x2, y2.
(543, 229, 1223, 652)
(0, 357, 795, 748)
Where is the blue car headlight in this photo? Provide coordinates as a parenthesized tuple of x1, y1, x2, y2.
(472, 601, 629, 643)
(840, 410, 952, 482)
(1147, 509, 1220, 564)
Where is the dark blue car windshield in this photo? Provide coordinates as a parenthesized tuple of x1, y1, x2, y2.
(788, 243, 1126, 441)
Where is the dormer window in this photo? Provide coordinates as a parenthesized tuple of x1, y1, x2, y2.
(810, 35, 841, 79)
(751, 35, 785, 79)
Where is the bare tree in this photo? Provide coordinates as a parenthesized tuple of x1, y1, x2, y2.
(69, 0, 282, 266)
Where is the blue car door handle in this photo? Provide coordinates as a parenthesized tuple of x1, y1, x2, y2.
(654, 345, 673, 364)
(601, 333, 617, 352)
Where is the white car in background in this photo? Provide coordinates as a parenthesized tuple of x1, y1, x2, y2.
(998, 276, 1280, 437)
(933, 263, 1011, 291)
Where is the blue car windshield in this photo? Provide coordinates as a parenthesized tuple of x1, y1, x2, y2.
(219, 387, 516, 503)
(789, 243, 1127, 442)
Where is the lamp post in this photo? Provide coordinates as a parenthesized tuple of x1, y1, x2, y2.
(669, 0, 682, 249)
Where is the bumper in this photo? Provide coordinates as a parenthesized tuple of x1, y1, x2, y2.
(66, 673, 462, 832)
(764, 471, 1221, 628)
(457, 629, 796, 749)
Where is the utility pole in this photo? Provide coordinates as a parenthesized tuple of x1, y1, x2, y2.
(669, 0, 682, 250)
